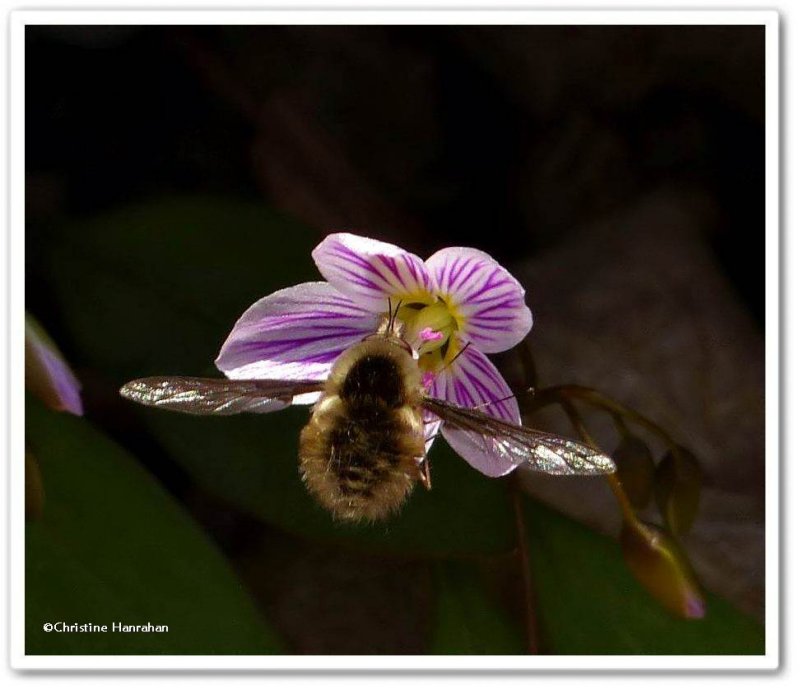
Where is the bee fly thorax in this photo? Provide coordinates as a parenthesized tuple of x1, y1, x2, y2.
(326, 337, 423, 407)
(298, 338, 426, 521)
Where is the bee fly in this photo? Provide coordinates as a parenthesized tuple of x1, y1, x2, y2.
(120, 318, 615, 521)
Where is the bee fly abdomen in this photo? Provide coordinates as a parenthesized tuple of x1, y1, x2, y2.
(298, 341, 425, 521)
(328, 415, 400, 492)
(299, 403, 424, 521)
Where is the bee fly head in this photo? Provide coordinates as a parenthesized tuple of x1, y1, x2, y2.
(363, 298, 414, 355)
(361, 331, 415, 356)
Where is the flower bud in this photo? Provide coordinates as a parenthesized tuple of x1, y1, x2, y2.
(620, 520, 705, 619)
(612, 434, 655, 509)
(25, 313, 83, 415)
(654, 446, 702, 535)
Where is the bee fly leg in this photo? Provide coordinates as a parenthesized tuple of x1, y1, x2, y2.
(418, 455, 432, 490)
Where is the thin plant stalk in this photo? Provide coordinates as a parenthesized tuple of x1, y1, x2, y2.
(508, 473, 538, 655)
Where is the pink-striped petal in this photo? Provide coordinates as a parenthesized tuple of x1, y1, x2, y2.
(429, 347, 521, 477)
(426, 247, 533, 353)
(215, 282, 378, 382)
(312, 233, 433, 311)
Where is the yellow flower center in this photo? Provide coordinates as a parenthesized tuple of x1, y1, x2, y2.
(378, 296, 464, 388)
(404, 301, 458, 355)
(418, 337, 464, 381)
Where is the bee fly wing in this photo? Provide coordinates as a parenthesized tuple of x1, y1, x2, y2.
(120, 376, 324, 416)
(422, 397, 616, 476)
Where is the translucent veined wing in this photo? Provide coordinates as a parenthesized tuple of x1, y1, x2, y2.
(120, 376, 324, 416)
(422, 397, 616, 475)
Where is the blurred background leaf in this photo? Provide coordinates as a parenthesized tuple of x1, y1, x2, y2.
(523, 500, 764, 654)
(144, 408, 515, 556)
(429, 562, 526, 654)
(39, 197, 319, 378)
(26, 397, 284, 654)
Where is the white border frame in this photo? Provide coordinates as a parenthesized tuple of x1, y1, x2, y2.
(8, 8, 780, 672)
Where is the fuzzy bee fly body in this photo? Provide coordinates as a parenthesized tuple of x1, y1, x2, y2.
(299, 336, 427, 521)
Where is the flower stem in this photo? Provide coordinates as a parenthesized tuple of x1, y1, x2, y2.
(558, 398, 645, 533)
(508, 473, 538, 654)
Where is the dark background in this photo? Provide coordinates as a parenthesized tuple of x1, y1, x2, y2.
(25, 25, 767, 654)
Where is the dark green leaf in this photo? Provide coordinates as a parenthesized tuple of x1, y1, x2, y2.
(429, 562, 525, 654)
(42, 198, 515, 556)
(41, 197, 320, 379)
(142, 405, 515, 557)
(524, 499, 764, 655)
(26, 397, 284, 654)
